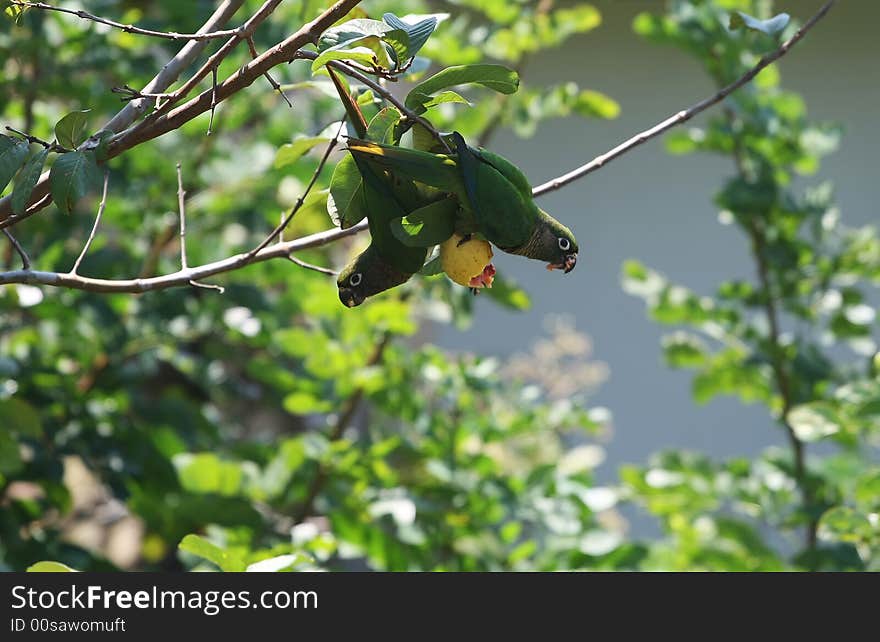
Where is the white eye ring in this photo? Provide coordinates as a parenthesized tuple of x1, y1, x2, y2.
(558, 237, 571, 251)
(349, 273, 363, 287)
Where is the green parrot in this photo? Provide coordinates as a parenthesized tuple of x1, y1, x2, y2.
(328, 67, 430, 307)
(336, 153, 428, 307)
(346, 132, 579, 273)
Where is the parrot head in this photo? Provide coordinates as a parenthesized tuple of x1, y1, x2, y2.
(528, 209, 579, 273)
(337, 244, 414, 307)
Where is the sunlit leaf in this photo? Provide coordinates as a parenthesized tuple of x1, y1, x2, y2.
(274, 137, 329, 169)
(0, 135, 30, 193)
(49, 150, 102, 214)
(729, 12, 790, 36)
(27, 561, 78, 572)
(54, 110, 91, 149)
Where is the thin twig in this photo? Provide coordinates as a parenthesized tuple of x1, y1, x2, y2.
(247, 36, 292, 107)
(532, 0, 836, 196)
(69, 169, 110, 274)
(246, 119, 345, 259)
(111, 85, 174, 103)
(0, 220, 368, 293)
(176, 163, 188, 268)
(3, 229, 30, 269)
(4, 126, 72, 153)
(9, 1, 243, 41)
(189, 280, 225, 293)
(206, 68, 219, 136)
(176, 162, 221, 291)
(287, 254, 338, 276)
(0, 194, 52, 230)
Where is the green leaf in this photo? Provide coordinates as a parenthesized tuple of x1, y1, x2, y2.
(0, 430, 21, 475)
(0, 135, 30, 193)
(178, 534, 246, 572)
(54, 110, 91, 149)
(419, 252, 443, 276)
(274, 137, 328, 169)
(174, 453, 244, 496)
(390, 198, 457, 247)
(0, 398, 42, 437)
(311, 35, 393, 73)
(382, 13, 438, 60)
(328, 153, 368, 228)
(715, 175, 777, 217)
(406, 64, 519, 113)
(665, 130, 701, 155)
(729, 12, 790, 36)
(49, 150, 102, 214)
(246, 552, 313, 572)
(318, 18, 391, 51)
(283, 390, 333, 414)
(379, 28, 410, 66)
(854, 471, 880, 508)
(5, 4, 26, 20)
(508, 539, 536, 564)
(662, 333, 707, 369)
(572, 90, 620, 119)
(818, 507, 872, 544)
(411, 90, 471, 112)
(366, 107, 402, 143)
(788, 403, 841, 442)
(11, 148, 49, 215)
(27, 561, 78, 572)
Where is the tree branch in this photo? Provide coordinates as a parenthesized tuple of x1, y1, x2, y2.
(9, 1, 245, 41)
(0, 0, 363, 224)
(143, 0, 285, 118)
(115, 0, 358, 148)
(532, 0, 836, 197)
(0, 221, 368, 293)
(0, 0, 246, 221)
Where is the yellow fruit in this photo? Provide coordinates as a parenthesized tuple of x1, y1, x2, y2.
(440, 234, 494, 287)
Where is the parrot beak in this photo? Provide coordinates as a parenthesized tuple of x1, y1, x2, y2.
(339, 288, 366, 308)
(546, 253, 578, 274)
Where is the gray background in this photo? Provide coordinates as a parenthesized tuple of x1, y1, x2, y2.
(433, 0, 878, 479)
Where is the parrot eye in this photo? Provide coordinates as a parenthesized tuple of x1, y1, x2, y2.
(558, 237, 571, 251)
(349, 272, 363, 287)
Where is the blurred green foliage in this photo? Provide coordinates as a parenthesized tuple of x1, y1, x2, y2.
(1, 0, 876, 572)
(624, 0, 879, 571)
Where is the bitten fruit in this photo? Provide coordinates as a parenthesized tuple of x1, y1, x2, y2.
(440, 234, 495, 288)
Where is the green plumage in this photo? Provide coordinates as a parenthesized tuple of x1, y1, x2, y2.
(346, 133, 579, 273)
(330, 67, 430, 308)
(336, 156, 427, 307)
